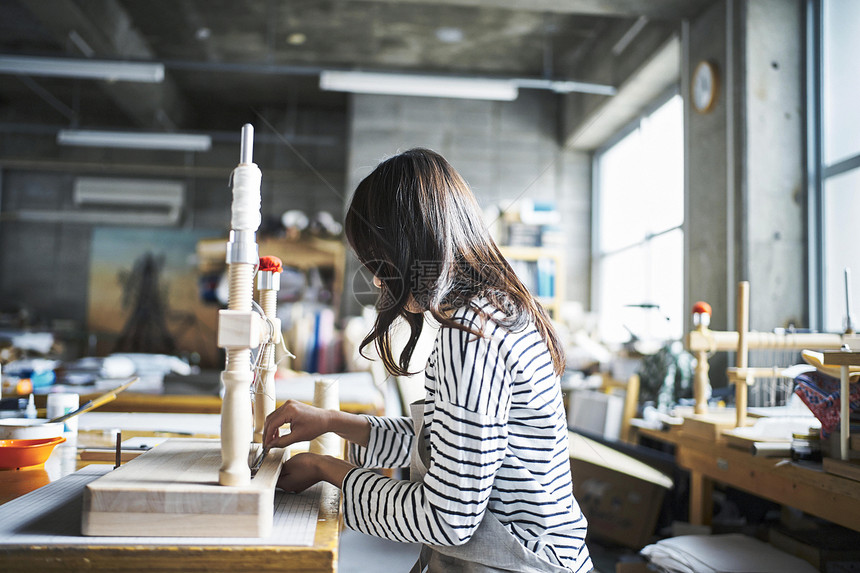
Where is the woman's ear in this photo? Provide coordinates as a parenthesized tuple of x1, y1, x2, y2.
(372, 275, 382, 288)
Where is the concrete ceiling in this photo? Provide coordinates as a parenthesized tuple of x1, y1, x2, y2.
(0, 0, 712, 137)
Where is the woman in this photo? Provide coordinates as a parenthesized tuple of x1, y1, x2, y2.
(263, 148, 592, 573)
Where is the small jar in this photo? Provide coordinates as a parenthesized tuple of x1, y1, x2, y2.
(791, 431, 822, 463)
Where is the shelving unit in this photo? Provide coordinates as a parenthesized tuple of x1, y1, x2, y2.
(499, 245, 565, 318)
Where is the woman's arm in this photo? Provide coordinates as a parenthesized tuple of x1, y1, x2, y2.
(275, 452, 356, 493)
(263, 399, 370, 449)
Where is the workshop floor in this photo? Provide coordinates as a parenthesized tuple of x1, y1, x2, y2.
(338, 528, 629, 572)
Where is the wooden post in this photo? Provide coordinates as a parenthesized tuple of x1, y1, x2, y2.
(689, 470, 713, 526)
(694, 349, 710, 415)
(690, 301, 713, 415)
(736, 282, 750, 428)
(820, 350, 860, 463)
(841, 364, 850, 460)
(621, 374, 640, 443)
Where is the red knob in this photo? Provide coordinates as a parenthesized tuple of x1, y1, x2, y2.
(692, 301, 712, 315)
(259, 256, 283, 273)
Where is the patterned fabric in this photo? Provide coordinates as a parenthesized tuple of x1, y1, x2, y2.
(341, 299, 591, 572)
(793, 370, 860, 435)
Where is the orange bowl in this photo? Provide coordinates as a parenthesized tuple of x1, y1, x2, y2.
(0, 436, 66, 470)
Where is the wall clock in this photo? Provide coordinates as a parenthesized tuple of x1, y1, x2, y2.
(692, 60, 719, 114)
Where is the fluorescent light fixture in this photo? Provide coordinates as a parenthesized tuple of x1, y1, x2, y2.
(320, 70, 616, 100)
(0, 55, 164, 83)
(57, 129, 211, 151)
(515, 78, 617, 96)
(320, 70, 518, 101)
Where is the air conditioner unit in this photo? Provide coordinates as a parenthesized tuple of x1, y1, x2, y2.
(14, 177, 185, 226)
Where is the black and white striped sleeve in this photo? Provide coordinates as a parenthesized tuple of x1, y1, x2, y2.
(347, 415, 414, 469)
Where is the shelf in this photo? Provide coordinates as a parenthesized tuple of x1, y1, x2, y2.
(498, 246, 564, 318)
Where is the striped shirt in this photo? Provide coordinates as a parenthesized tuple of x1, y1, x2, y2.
(342, 299, 592, 572)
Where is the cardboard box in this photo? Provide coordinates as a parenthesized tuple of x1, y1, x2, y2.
(569, 432, 673, 549)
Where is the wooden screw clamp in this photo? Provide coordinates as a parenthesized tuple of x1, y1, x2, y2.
(218, 124, 262, 487)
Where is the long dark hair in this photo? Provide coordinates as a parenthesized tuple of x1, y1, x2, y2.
(344, 148, 565, 377)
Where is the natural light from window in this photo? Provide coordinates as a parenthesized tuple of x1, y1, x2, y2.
(595, 94, 684, 346)
(820, 0, 860, 332)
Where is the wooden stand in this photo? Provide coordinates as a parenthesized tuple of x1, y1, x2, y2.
(686, 282, 845, 424)
(82, 439, 286, 537)
(735, 281, 751, 428)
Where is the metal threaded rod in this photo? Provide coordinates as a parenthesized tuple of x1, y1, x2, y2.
(225, 262, 254, 373)
(240, 123, 254, 164)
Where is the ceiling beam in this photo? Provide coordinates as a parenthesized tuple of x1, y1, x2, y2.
(17, 0, 190, 129)
(342, 0, 714, 19)
(564, 34, 680, 150)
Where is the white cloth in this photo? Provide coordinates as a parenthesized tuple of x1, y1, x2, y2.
(641, 534, 818, 573)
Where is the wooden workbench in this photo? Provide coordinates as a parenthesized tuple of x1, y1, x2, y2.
(0, 428, 341, 573)
(636, 425, 860, 533)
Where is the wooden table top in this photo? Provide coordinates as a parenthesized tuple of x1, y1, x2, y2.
(0, 429, 341, 573)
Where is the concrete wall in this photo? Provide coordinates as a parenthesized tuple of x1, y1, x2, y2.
(684, 0, 806, 386)
(744, 0, 805, 330)
(341, 91, 592, 317)
(685, 0, 805, 334)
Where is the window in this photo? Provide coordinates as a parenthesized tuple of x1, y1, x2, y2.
(811, 0, 860, 332)
(593, 94, 684, 345)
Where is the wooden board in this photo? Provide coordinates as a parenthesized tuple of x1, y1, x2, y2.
(568, 431, 672, 489)
(82, 438, 286, 537)
(822, 457, 860, 482)
(681, 413, 743, 442)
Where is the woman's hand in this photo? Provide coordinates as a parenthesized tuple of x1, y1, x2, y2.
(263, 399, 331, 450)
(277, 452, 356, 493)
(264, 400, 372, 450)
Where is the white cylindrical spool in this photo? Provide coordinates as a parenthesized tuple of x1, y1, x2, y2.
(230, 164, 262, 232)
(309, 378, 341, 456)
(47, 392, 80, 445)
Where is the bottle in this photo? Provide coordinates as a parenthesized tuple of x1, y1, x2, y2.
(25, 393, 37, 419)
(791, 430, 822, 463)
